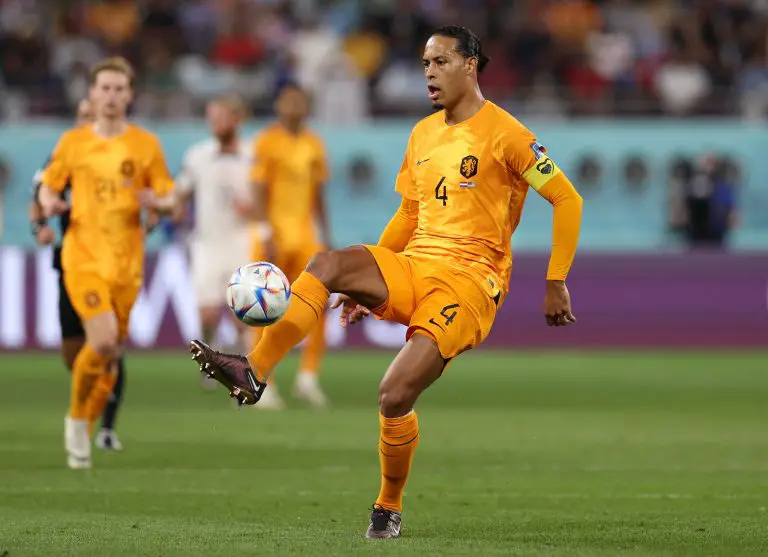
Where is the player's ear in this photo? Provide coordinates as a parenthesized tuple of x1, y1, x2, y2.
(465, 56, 477, 76)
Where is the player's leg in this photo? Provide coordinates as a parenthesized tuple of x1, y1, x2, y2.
(291, 247, 329, 408)
(85, 282, 140, 435)
(366, 269, 498, 539)
(96, 355, 125, 451)
(366, 332, 445, 539)
(58, 272, 85, 371)
(63, 274, 119, 468)
(193, 242, 226, 389)
(191, 245, 393, 405)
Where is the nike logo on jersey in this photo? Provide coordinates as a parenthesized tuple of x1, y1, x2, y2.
(416, 158, 430, 166)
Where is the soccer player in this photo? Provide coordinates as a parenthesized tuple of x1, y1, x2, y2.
(248, 82, 331, 409)
(173, 95, 254, 389)
(28, 99, 127, 451)
(38, 57, 176, 469)
(189, 26, 583, 537)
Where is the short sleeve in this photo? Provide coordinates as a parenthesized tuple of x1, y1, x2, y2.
(40, 134, 71, 193)
(250, 133, 270, 184)
(394, 130, 417, 201)
(313, 137, 329, 185)
(501, 127, 562, 192)
(147, 136, 175, 196)
(175, 147, 197, 193)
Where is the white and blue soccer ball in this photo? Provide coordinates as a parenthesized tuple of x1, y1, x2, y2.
(227, 262, 291, 326)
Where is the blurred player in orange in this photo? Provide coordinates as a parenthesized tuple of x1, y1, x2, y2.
(189, 26, 582, 537)
(28, 99, 129, 451)
(248, 83, 331, 409)
(39, 57, 175, 469)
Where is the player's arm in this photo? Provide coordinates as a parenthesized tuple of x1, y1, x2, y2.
(28, 169, 55, 245)
(507, 136, 583, 326)
(141, 136, 177, 214)
(249, 134, 275, 254)
(377, 197, 418, 253)
(38, 136, 72, 218)
(171, 148, 196, 223)
(377, 132, 419, 253)
(313, 139, 331, 247)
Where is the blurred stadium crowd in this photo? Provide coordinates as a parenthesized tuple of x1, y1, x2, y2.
(1, 0, 767, 121)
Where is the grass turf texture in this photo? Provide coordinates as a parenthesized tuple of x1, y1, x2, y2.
(0, 350, 767, 556)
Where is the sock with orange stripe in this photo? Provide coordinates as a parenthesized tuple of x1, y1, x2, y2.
(375, 411, 420, 512)
(247, 271, 329, 380)
(69, 344, 107, 420)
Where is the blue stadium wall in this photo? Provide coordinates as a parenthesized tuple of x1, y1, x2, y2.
(1, 120, 766, 250)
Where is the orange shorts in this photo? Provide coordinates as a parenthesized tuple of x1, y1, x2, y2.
(364, 245, 499, 360)
(63, 272, 141, 341)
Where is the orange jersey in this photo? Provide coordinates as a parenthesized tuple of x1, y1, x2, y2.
(41, 124, 174, 284)
(395, 101, 564, 296)
(250, 123, 328, 251)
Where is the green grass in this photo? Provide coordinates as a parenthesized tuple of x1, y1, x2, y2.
(1, 350, 767, 556)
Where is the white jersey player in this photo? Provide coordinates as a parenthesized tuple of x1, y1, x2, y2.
(174, 95, 254, 386)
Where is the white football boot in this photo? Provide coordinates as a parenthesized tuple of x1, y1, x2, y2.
(252, 382, 285, 410)
(292, 372, 328, 409)
(65, 416, 92, 469)
(95, 428, 123, 451)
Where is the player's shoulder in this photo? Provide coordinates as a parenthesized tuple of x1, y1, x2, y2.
(127, 123, 163, 144)
(485, 102, 535, 138)
(58, 125, 91, 146)
(302, 127, 326, 147)
(411, 110, 446, 136)
(255, 122, 281, 141)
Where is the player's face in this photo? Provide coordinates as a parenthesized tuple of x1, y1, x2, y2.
(275, 88, 309, 125)
(206, 102, 240, 139)
(75, 100, 95, 126)
(90, 70, 133, 119)
(423, 36, 474, 110)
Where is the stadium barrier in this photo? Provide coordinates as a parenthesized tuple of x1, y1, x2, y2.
(1, 246, 765, 350)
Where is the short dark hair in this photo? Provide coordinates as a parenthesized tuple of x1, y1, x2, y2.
(432, 26, 490, 73)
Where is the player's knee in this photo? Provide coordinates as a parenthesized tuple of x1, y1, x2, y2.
(199, 307, 220, 330)
(305, 250, 341, 290)
(91, 337, 118, 361)
(378, 381, 417, 418)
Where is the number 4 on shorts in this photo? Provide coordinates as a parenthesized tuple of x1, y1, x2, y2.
(429, 303, 459, 332)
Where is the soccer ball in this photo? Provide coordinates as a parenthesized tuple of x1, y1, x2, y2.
(226, 262, 291, 326)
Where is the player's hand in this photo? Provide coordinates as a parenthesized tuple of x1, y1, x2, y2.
(232, 200, 251, 219)
(330, 294, 370, 327)
(35, 225, 55, 246)
(40, 196, 68, 218)
(543, 280, 576, 327)
(137, 189, 159, 209)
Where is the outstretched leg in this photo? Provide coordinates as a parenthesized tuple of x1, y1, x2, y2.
(366, 333, 445, 539)
(190, 246, 389, 405)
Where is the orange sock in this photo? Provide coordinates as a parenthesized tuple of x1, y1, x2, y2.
(86, 368, 118, 434)
(69, 344, 106, 420)
(376, 412, 420, 512)
(299, 314, 326, 374)
(247, 272, 329, 380)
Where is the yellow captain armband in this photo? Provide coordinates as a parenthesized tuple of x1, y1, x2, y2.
(522, 156, 561, 191)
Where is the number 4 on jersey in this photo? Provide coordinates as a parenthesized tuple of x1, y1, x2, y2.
(434, 176, 448, 206)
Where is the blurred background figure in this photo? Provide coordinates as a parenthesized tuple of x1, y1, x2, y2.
(173, 94, 254, 390)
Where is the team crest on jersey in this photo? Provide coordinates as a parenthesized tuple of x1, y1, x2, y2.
(460, 155, 478, 179)
(84, 291, 101, 309)
(120, 159, 135, 186)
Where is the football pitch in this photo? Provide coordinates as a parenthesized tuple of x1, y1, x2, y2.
(1, 350, 767, 556)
